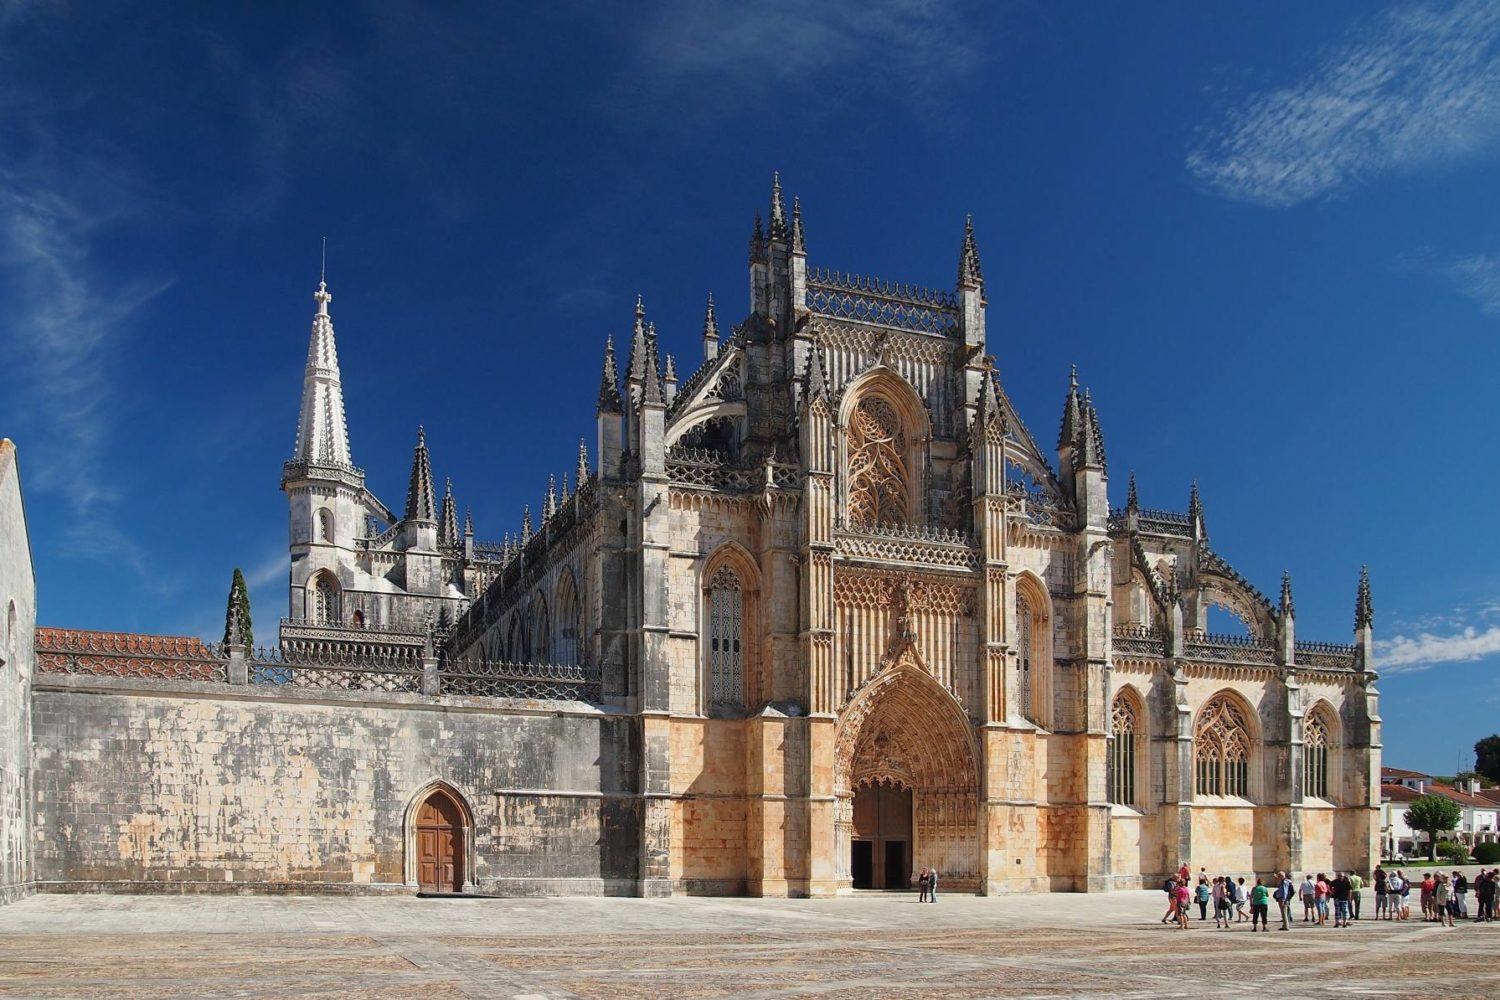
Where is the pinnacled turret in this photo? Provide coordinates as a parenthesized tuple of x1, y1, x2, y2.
(521, 505, 532, 544)
(1057, 365, 1083, 488)
(768, 171, 788, 241)
(1354, 565, 1375, 671)
(559, 472, 570, 505)
(463, 507, 474, 561)
(544, 474, 558, 520)
(790, 196, 807, 256)
(970, 369, 1007, 501)
(1189, 481, 1206, 544)
(596, 335, 624, 479)
(702, 293, 720, 360)
(626, 295, 650, 395)
(290, 275, 355, 471)
(576, 439, 589, 486)
(1126, 471, 1139, 513)
(1277, 570, 1296, 663)
(439, 477, 459, 547)
(404, 427, 436, 524)
(803, 343, 830, 404)
(663, 354, 678, 408)
(1078, 388, 1106, 473)
(957, 215, 986, 349)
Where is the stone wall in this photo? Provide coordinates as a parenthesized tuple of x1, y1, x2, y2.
(30, 676, 639, 895)
(0, 440, 35, 904)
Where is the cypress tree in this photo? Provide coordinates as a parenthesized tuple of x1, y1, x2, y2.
(223, 567, 253, 648)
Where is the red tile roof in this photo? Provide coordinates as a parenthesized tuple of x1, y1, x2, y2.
(1429, 783, 1499, 809)
(1382, 783, 1424, 803)
(1382, 766, 1430, 780)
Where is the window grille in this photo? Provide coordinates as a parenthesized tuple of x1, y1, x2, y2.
(707, 565, 744, 708)
(1109, 695, 1137, 806)
(1304, 710, 1329, 799)
(312, 575, 340, 625)
(846, 397, 908, 529)
(1194, 696, 1251, 797)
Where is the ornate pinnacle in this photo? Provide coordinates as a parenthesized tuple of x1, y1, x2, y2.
(1058, 365, 1083, 453)
(1079, 389, 1107, 472)
(749, 212, 768, 264)
(577, 438, 589, 484)
(597, 335, 623, 413)
(958, 214, 984, 290)
(545, 475, 557, 520)
(769, 172, 787, 239)
(664, 353, 678, 382)
(1280, 571, 1295, 619)
(559, 472, 570, 504)
(803, 344, 830, 402)
(1355, 565, 1373, 629)
(404, 425, 436, 522)
(439, 477, 459, 545)
(791, 196, 807, 255)
(1126, 471, 1139, 512)
(642, 333, 666, 406)
(463, 507, 473, 538)
(1189, 480, 1206, 541)
(974, 368, 1003, 431)
(521, 505, 532, 543)
(703, 293, 719, 339)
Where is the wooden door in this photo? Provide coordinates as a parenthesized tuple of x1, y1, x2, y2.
(415, 791, 464, 892)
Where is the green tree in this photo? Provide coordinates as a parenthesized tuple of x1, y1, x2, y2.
(1476, 735, 1500, 785)
(223, 567, 253, 649)
(1403, 795, 1463, 861)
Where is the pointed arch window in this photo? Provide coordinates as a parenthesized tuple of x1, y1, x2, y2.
(311, 573, 340, 625)
(707, 565, 744, 708)
(847, 397, 909, 529)
(317, 508, 335, 543)
(556, 572, 581, 667)
(1195, 696, 1251, 798)
(1305, 709, 1330, 800)
(1109, 694, 1138, 806)
(1017, 591, 1034, 719)
(530, 599, 551, 663)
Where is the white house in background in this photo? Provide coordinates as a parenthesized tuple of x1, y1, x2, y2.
(1380, 767, 1499, 856)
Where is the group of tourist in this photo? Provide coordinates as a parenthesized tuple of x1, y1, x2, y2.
(1158, 863, 1500, 930)
(915, 867, 939, 902)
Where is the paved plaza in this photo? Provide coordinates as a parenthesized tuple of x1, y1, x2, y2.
(1, 888, 1498, 999)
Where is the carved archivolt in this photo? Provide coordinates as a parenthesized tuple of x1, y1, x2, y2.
(847, 397, 909, 529)
(835, 665, 977, 799)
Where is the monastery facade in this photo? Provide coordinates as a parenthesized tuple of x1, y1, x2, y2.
(0, 180, 1379, 901)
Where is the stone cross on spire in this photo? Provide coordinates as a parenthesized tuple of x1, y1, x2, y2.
(291, 269, 353, 468)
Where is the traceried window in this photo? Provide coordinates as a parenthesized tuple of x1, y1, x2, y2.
(1109, 694, 1138, 806)
(1195, 695, 1251, 798)
(1305, 709, 1330, 799)
(530, 599, 551, 663)
(317, 508, 335, 543)
(847, 397, 909, 529)
(556, 572, 581, 666)
(707, 565, 744, 708)
(1017, 592, 1034, 720)
(311, 573, 340, 625)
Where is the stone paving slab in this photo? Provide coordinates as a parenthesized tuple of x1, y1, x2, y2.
(0, 892, 1498, 998)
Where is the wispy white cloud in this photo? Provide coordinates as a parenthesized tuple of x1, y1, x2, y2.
(627, 0, 993, 124)
(1189, 1, 1500, 207)
(1377, 615, 1500, 672)
(1402, 247, 1500, 315)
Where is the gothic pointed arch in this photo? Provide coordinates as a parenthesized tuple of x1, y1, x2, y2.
(1304, 700, 1339, 801)
(402, 780, 476, 892)
(1013, 571, 1052, 728)
(701, 542, 760, 712)
(1109, 686, 1146, 809)
(554, 568, 581, 667)
(530, 595, 550, 663)
(838, 366, 930, 531)
(1194, 691, 1259, 800)
(833, 664, 980, 891)
(308, 571, 341, 625)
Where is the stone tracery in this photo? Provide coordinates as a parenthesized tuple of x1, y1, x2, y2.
(1195, 694, 1252, 798)
(847, 396, 909, 529)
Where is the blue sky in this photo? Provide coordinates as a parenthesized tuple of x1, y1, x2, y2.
(1, 0, 1497, 774)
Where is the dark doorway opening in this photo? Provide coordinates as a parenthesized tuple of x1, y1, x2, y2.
(851, 840, 874, 889)
(852, 781, 913, 889)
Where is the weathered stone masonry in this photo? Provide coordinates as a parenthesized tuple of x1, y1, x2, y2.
(0, 440, 35, 905)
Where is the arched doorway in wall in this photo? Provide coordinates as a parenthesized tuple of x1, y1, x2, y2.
(834, 663, 980, 893)
(411, 786, 469, 893)
(851, 778, 913, 889)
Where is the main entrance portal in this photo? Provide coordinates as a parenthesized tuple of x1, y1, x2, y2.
(415, 789, 465, 893)
(851, 781, 912, 889)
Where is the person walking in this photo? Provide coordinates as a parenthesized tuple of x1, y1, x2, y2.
(1176, 879, 1192, 929)
(1161, 876, 1180, 924)
(1235, 876, 1249, 923)
(1348, 869, 1363, 920)
(917, 866, 930, 903)
(1249, 876, 1270, 931)
(1212, 877, 1228, 928)
(1315, 873, 1331, 926)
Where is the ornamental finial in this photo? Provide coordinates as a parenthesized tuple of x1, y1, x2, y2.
(958, 214, 983, 290)
(1355, 566, 1373, 629)
(791, 195, 807, 255)
(1126, 471, 1139, 512)
(1280, 571, 1295, 619)
(577, 438, 589, 483)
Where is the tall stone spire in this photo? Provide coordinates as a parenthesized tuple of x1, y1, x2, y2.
(439, 477, 459, 546)
(1079, 388, 1107, 472)
(702, 293, 720, 360)
(597, 335, 622, 413)
(291, 275, 354, 467)
(768, 172, 787, 240)
(1279, 571, 1295, 619)
(958, 214, 984, 291)
(404, 426, 436, 522)
(1355, 566, 1373, 629)
(1126, 471, 1139, 512)
(1058, 364, 1082, 452)
(791, 196, 807, 255)
(1189, 480, 1205, 541)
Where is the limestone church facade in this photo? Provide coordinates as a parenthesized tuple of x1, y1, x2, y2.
(276, 177, 1381, 894)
